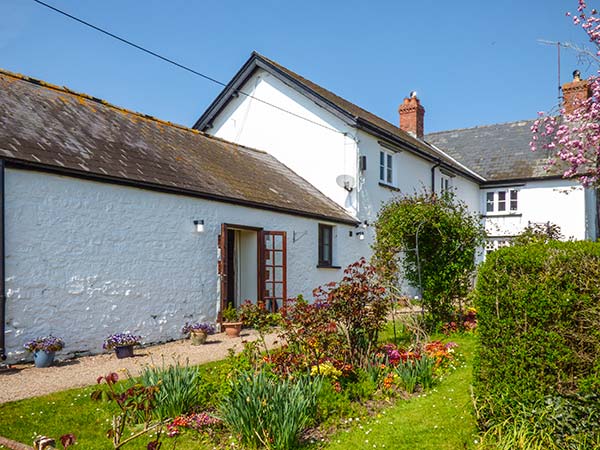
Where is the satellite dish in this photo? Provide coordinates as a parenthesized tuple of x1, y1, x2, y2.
(336, 174, 355, 192)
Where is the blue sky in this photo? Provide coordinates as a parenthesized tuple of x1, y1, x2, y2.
(0, 0, 589, 133)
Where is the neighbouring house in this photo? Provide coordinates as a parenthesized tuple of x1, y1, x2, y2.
(427, 72, 598, 249)
(0, 69, 363, 362)
(195, 52, 597, 252)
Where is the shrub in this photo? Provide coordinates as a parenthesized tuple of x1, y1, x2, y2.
(280, 259, 390, 371)
(480, 395, 600, 450)
(373, 190, 485, 329)
(138, 360, 201, 420)
(219, 369, 322, 450)
(474, 241, 600, 433)
(315, 378, 363, 424)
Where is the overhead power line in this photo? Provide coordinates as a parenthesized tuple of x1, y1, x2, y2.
(31, 0, 346, 135)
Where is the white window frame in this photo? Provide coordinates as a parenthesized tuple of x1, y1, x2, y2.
(440, 174, 452, 194)
(379, 150, 394, 185)
(484, 188, 519, 214)
(485, 238, 512, 255)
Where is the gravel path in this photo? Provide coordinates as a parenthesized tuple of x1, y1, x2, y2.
(0, 329, 279, 404)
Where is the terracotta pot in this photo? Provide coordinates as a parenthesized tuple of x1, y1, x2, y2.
(190, 330, 208, 345)
(115, 345, 135, 359)
(223, 322, 243, 338)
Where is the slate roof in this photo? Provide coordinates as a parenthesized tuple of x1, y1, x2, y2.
(195, 52, 485, 183)
(0, 69, 357, 224)
(426, 120, 565, 182)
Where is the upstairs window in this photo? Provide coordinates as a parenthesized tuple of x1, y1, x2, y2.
(379, 150, 393, 185)
(485, 189, 519, 214)
(318, 224, 333, 266)
(440, 174, 452, 193)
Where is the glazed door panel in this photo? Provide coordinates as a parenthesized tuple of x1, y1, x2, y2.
(262, 231, 286, 312)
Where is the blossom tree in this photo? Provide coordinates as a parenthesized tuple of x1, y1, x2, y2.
(531, 1, 600, 186)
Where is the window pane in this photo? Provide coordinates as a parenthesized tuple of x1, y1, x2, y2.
(274, 267, 283, 282)
(274, 234, 283, 249)
(486, 192, 494, 212)
(274, 251, 283, 266)
(318, 224, 333, 265)
(510, 190, 518, 211)
(274, 284, 283, 298)
(498, 191, 506, 211)
(379, 152, 385, 181)
(264, 234, 273, 249)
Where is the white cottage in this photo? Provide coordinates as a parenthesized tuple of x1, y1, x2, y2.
(195, 53, 598, 253)
(0, 69, 363, 362)
(195, 52, 485, 244)
(426, 72, 598, 248)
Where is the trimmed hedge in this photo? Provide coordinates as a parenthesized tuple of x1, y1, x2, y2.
(473, 241, 600, 423)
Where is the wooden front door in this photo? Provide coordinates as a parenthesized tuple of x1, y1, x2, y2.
(261, 231, 287, 312)
(218, 225, 287, 320)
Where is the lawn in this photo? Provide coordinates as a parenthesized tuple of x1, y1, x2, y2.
(0, 331, 478, 450)
(0, 361, 227, 450)
(323, 333, 478, 450)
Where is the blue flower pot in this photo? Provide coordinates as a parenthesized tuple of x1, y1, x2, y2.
(115, 345, 134, 359)
(33, 350, 55, 368)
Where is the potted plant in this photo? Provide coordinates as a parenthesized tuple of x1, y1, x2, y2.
(181, 322, 216, 345)
(222, 304, 243, 338)
(24, 335, 65, 368)
(103, 332, 142, 359)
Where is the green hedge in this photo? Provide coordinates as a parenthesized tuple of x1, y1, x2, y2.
(473, 241, 600, 423)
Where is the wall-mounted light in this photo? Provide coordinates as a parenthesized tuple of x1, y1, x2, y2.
(356, 231, 365, 240)
(193, 220, 205, 233)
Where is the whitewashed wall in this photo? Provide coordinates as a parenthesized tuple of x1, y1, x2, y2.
(4, 169, 366, 362)
(210, 69, 359, 216)
(482, 179, 592, 240)
(208, 69, 482, 247)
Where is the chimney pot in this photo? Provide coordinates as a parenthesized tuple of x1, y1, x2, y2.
(562, 69, 591, 115)
(398, 93, 425, 139)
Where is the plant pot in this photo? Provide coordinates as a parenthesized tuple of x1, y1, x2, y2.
(33, 349, 55, 368)
(114, 345, 135, 359)
(190, 330, 208, 345)
(223, 321, 243, 338)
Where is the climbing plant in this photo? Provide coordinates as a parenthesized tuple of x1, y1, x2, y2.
(373, 190, 485, 328)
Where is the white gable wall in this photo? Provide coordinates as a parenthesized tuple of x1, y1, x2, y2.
(210, 69, 359, 216)
(5, 168, 365, 362)
(208, 69, 482, 238)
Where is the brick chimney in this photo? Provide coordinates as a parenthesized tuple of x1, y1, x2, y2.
(399, 91, 425, 139)
(562, 69, 591, 115)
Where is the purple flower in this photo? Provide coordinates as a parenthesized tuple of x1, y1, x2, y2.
(23, 335, 65, 352)
(103, 332, 141, 350)
(181, 322, 216, 336)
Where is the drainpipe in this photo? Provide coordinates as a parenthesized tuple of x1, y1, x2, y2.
(431, 160, 441, 193)
(0, 160, 6, 361)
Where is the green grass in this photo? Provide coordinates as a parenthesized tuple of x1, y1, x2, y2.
(0, 361, 227, 450)
(0, 329, 479, 450)
(323, 333, 478, 450)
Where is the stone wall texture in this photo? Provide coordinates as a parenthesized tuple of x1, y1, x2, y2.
(5, 169, 365, 362)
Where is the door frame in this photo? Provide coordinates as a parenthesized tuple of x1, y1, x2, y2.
(218, 223, 263, 323)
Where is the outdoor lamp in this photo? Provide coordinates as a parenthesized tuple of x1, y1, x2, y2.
(193, 220, 205, 233)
